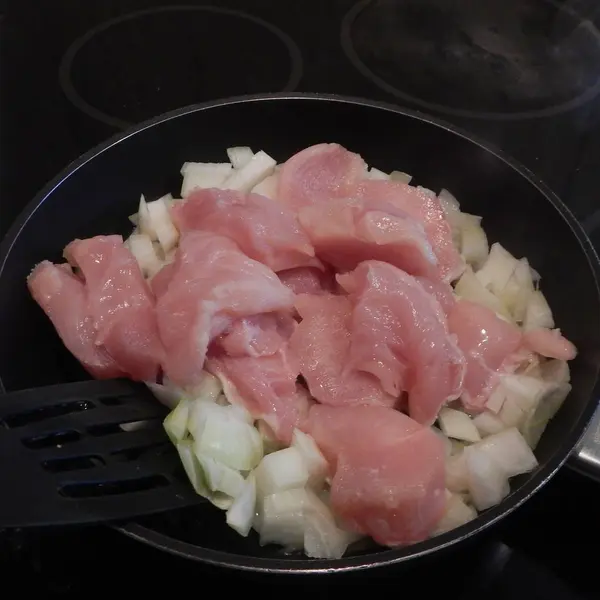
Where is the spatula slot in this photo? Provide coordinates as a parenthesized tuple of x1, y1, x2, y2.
(22, 429, 81, 449)
(58, 475, 170, 498)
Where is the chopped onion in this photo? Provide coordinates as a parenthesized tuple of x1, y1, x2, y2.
(259, 488, 308, 550)
(221, 150, 276, 192)
(163, 398, 190, 444)
(472, 428, 538, 477)
(523, 290, 554, 332)
(438, 188, 461, 220)
(472, 411, 507, 437)
(194, 407, 263, 471)
(390, 170, 412, 184)
(226, 473, 256, 537)
(500, 258, 535, 323)
(145, 379, 185, 409)
(196, 454, 245, 499)
(431, 426, 453, 457)
(257, 419, 284, 455)
(475, 243, 518, 295)
(126, 233, 163, 278)
(455, 266, 511, 319)
(434, 491, 477, 535)
(226, 146, 254, 170)
(438, 407, 481, 443)
(498, 375, 549, 429)
(128, 213, 139, 226)
(176, 439, 209, 497)
(254, 447, 309, 497)
(541, 359, 570, 384)
(188, 371, 223, 403)
(446, 452, 469, 494)
(180, 162, 232, 196)
(291, 429, 328, 488)
(464, 445, 510, 511)
(251, 173, 279, 200)
(458, 214, 489, 270)
(367, 167, 390, 180)
(146, 196, 179, 254)
(485, 381, 508, 414)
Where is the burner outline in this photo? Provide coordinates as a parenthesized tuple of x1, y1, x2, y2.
(341, 0, 600, 120)
(59, 5, 304, 130)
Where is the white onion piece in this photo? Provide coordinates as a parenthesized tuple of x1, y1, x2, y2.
(180, 162, 232, 196)
(251, 173, 279, 200)
(455, 266, 511, 319)
(498, 375, 549, 429)
(226, 473, 256, 537)
(432, 426, 453, 457)
(176, 439, 209, 497)
(367, 167, 390, 180)
(485, 382, 508, 414)
(163, 398, 190, 444)
(257, 419, 284, 455)
(291, 429, 328, 488)
(500, 258, 535, 323)
(222, 150, 276, 192)
(475, 243, 518, 295)
(126, 233, 163, 278)
(523, 290, 554, 332)
(473, 411, 507, 437)
(226, 146, 254, 170)
(438, 188, 461, 220)
(194, 407, 263, 471)
(254, 447, 309, 497)
(472, 428, 538, 477)
(446, 452, 469, 494)
(259, 488, 307, 550)
(188, 371, 223, 403)
(128, 213, 139, 226)
(464, 445, 510, 511)
(390, 170, 412, 184)
(146, 197, 179, 254)
(459, 214, 489, 270)
(438, 408, 481, 443)
(540, 359, 570, 384)
(196, 454, 245, 498)
(434, 491, 477, 535)
(145, 380, 185, 410)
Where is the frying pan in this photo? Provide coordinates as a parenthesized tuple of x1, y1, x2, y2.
(1, 93, 599, 574)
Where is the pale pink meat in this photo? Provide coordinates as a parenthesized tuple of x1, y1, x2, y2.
(338, 261, 465, 424)
(277, 143, 366, 211)
(27, 261, 125, 379)
(354, 180, 464, 282)
(216, 313, 297, 358)
(64, 236, 164, 382)
(150, 262, 176, 298)
(207, 347, 311, 444)
(170, 188, 319, 272)
(156, 231, 294, 388)
(307, 405, 446, 546)
(416, 276, 456, 316)
(289, 294, 397, 408)
(278, 266, 337, 296)
(297, 196, 439, 279)
(523, 328, 577, 361)
(448, 299, 522, 411)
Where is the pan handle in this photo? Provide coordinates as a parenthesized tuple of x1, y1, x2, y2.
(569, 400, 600, 480)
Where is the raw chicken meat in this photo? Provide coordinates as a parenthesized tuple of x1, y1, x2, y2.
(354, 180, 464, 282)
(27, 261, 125, 379)
(522, 328, 577, 361)
(416, 276, 456, 316)
(448, 299, 522, 411)
(170, 188, 319, 272)
(64, 235, 164, 381)
(289, 294, 397, 408)
(307, 405, 446, 545)
(156, 231, 295, 388)
(207, 347, 311, 444)
(297, 196, 439, 279)
(278, 266, 337, 296)
(278, 143, 366, 211)
(338, 261, 465, 424)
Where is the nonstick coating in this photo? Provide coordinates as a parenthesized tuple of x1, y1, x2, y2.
(1, 94, 599, 574)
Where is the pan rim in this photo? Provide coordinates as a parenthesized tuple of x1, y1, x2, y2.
(1, 92, 599, 573)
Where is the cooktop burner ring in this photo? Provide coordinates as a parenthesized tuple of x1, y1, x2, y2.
(341, 0, 600, 121)
(58, 5, 304, 130)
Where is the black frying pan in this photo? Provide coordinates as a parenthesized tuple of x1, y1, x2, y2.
(1, 93, 599, 574)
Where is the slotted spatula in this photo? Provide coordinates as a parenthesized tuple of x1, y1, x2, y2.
(0, 379, 202, 528)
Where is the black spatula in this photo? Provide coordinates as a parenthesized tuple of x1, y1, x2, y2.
(0, 379, 202, 528)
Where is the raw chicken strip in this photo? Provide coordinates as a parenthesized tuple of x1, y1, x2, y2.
(207, 347, 311, 444)
(338, 261, 465, 424)
(216, 313, 297, 358)
(278, 266, 337, 296)
(156, 231, 294, 388)
(170, 188, 319, 272)
(64, 236, 164, 381)
(278, 143, 366, 211)
(297, 196, 439, 279)
(355, 180, 464, 282)
(27, 261, 124, 379)
(448, 299, 522, 411)
(416, 276, 456, 316)
(289, 294, 397, 408)
(307, 405, 446, 546)
(522, 328, 577, 361)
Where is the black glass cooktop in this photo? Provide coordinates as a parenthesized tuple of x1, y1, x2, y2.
(1, 1, 600, 597)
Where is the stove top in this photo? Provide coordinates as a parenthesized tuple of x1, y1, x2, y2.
(1, 0, 600, 596)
